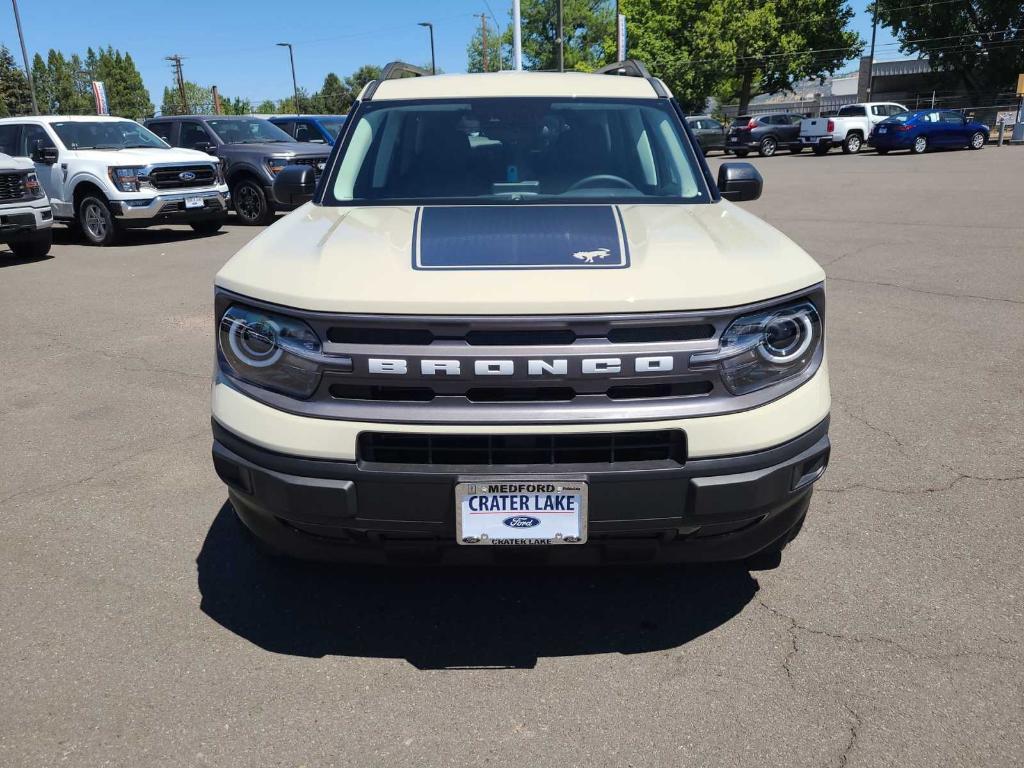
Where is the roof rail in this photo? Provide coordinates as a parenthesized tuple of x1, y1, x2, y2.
(595, 59, 668, 98)
(364, 61, 432, 100)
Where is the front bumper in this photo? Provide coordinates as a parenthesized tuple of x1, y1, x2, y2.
(212, 417, 830, 565)
(0, 201, 53, 241)
(112, 188, 230, 222)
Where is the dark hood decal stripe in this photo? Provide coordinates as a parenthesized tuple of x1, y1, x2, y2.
(413, 205, 629, 271)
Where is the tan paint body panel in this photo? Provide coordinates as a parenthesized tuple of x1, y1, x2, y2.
(367, 70, 666, 101)
(213, 362, 829, 461)
(215, 201, 825, 314)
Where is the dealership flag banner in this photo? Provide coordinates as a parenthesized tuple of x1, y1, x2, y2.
(92, 81, 109, 115)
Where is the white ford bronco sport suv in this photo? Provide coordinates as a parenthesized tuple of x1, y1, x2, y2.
(0, 151, 53, 258)
(0, 115, 229, 246)
(211, 61, 831, 567)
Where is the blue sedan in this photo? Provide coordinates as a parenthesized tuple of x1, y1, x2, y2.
(869, 109, 989, 155)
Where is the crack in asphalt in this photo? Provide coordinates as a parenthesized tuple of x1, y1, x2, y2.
(0, 428, 209, 509)
(837, 704, 862, 768)
(828, 275, 1024, 306)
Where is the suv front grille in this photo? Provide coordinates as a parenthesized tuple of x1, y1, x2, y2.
(358, 430, 686, 466)
(0, 173, 27, 201)
(291, 157, 329, 180)
(148, 165, 216, 189)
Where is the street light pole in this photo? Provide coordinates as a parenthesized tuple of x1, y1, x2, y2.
(276, 42, 301, 115)
(10, 0, 39, 114)
(866, 1, 878, 101)
(418, 22, 436, 75)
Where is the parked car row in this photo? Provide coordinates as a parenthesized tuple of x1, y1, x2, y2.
(0, 112, 347, 249)
(689, 103, 989, 158)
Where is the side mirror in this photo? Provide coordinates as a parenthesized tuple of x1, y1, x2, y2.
(194, 141, 216, 154)
(31, 141, 58, 165)
(273, 164, 317, 207)
(717, 162, 762, 202)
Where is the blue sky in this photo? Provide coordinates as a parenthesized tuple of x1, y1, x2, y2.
(2, 0, 901, 108)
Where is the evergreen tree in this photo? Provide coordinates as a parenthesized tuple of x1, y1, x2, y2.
(91, 47, 153, 118)
(255, 99, 277, 114)
(0, 45, 33, 117)
(318, 73, 348, 113)
(467, 20, 511, 72)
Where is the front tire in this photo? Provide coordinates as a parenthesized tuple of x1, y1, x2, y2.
(841, 133, 863, 154)
(969, 131, 985, 150)
(911, 135, 928, 154)
(9, 229, 52, 259)
(758, 136, 778, 157)
(79, 195, 120, 246)
(190, 218, 225, 235)
(232, 178, 274, 226)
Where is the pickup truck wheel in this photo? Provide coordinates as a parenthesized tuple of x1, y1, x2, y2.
(969, 131, 985, 150)
(812, 144, 830, 156)
(232, 179, 274, 226)
(79, 196, 120, 246)
(732, 148, 749, 158)
(10, 229, 52, 259)
(190, 218, 225, 235)
(758, 136, 777, 157)
(841, 134, 862, 154)
(911, 136, 928, 154)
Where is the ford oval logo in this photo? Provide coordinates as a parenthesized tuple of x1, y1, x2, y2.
(178, 171, 196, 181)
(503, 516, 541, 529)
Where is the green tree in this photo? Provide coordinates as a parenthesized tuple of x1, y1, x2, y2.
(31, 53, 52, 113)
(506, 0, 614, 71)
(317, 72, 348, 112)
(622, 0, 861, 113)
(160, 81, 217, 115)
(876, 0, 1023, 98)
(255, 99, 277, 114)
(0, 45, 33, 117)
(86, 47, 153, 118)
(467, 19, 511, 72)
(345, 64, 382, 100)
(222, 96, 253, 115)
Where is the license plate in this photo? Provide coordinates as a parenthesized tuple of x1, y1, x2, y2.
(456, 479, 587, 545)
(184, 196, 204, 209)
(878, 127, 887, 134)
(728, 136, 738, 142)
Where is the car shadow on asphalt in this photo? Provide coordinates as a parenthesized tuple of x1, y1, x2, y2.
(196, 502, 760, 670)
(50, 225, 232, 248)
(0, 249, 54, 268)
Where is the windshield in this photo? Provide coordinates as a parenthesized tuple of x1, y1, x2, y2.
(327, 98, 708, 205)
(320, 118, 346, 139)
(52, 120, 167, 150)
(206, 118, 293, 144)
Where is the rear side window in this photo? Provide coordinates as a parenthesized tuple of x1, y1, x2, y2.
(147, 122, 173, 142)
(180, 122, 211, 149)
(838, 105, 866, 117)
(294, 122, 325, 143)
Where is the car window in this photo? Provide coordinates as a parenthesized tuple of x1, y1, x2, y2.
(871, 105, 886, 116)
(273, 120, 296, 137)
(329, 97, 708, 205)
(837, 105, 867, 117)
(147, 122, 174, 142)
(294, 122, 325, 143)
(0, 124, 20, 155)
(51, 120, 167, 150)
(705, 118, 722, 130)
(887, 105, 905, 116)
(180, 121, 211, 149)
(940, 110, 964, 124)
(922, 112, 940, 123)
(206, 118, 293, 144)
(319, 118, 346, 139)
(20, 124, 55, 156)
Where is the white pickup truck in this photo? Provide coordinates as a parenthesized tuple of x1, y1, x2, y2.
(0, 152, 52, 258)
(799, 102, 909, 155)
(0, 115, 230, 246)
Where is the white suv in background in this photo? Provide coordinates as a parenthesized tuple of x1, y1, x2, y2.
(0, 116, 230, 246)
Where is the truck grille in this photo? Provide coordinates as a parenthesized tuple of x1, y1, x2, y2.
(0, 173, 27, 201)
(358, 430, 686, 466)
(291, 156, 329, 180)
(148, 165, 216, 189)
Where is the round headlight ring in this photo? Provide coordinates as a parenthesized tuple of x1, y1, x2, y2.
(759, 311, 814, 364)
(227, 316, 284, 368)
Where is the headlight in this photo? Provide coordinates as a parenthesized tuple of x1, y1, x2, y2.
(25, 172, 44, 198)
(691, 300, 822, 395)
(108, 166, 145, 192)
(218, 305, 323, 398)
(265, 156, 290, 175)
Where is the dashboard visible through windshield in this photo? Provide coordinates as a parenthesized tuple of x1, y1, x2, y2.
(326, 98, 709, 205)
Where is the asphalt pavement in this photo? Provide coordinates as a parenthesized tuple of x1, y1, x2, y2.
(1, 146, 1022, 767)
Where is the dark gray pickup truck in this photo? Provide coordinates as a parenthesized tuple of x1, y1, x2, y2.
(145, 116, 330, 225)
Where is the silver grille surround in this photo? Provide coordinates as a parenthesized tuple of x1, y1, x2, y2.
(215, 285, 825, 425)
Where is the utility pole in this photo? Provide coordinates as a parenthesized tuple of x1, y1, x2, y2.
(866, 0, 878, 101)
(557, 0, 564, 71)
(477, 14, 489, 73)
(276, 43, 301, 115)
(512, 0, 522, 70)
(212, 85, 223, 115)
(10, 0, 39, 114)
(166, 55, 189, 114)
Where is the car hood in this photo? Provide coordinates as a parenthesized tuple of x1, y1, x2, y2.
(68, 147, 215, 165)
(0, 152, 34, 171)
(218, 141, 329, 158)
(216, 202, 825, 314)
